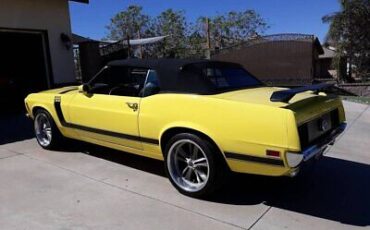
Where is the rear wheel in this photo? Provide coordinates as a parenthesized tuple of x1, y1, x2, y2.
(34, 109, 64, 149)
(164, 133, 226, 197)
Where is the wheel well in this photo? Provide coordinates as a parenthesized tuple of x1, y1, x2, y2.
(32, 106, 46, 117)
(160, 127, 228, 167)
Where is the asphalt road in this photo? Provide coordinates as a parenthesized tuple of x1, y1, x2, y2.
(0, 101, 369, 230)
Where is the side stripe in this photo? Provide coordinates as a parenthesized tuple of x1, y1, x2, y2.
(225, 152, 285, 166)
(54, 97, 159, 145)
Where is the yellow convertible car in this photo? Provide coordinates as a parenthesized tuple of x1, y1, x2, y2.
(25, 59, 346, 197)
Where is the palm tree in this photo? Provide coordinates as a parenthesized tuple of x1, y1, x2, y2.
(322, 0, 370, 82)
(322, 0, 352, 82)
(322, 1, 346, 45)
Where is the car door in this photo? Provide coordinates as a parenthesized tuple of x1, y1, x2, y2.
(67, 66, 147, 150)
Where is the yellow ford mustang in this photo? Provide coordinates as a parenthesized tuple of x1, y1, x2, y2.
(25, 59, 346, 197)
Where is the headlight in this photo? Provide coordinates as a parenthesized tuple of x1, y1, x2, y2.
(286, 152, 304, 168)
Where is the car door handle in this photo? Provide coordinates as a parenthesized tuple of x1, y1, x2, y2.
(126, 102, 138, 111)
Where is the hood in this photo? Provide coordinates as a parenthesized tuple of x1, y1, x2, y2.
(210, 87, 317, 108)
(39, 86, 79, 95)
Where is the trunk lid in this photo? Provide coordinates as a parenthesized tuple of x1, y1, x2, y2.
(211, 87, 342, 125)
(211, 87, 316, 107)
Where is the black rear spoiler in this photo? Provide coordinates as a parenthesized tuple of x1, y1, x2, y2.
(270, 83, 334, 103)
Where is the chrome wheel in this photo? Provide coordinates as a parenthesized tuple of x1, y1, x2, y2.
(34, 113, 52, 147)
(167, 139, 210, 193)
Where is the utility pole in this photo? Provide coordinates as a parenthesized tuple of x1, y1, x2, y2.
(126, 34, 131, 58)
(205, 18, 211, 59)
(138, 30, 143, 59)
(343, 0, 352, 81)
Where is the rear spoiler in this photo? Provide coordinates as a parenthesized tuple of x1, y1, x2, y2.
(270, 83, 334, 103)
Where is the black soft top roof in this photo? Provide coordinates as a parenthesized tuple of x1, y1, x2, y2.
(108, 59, 197, 69)
(107, 59, 244, 94)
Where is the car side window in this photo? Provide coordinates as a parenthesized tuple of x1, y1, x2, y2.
(141, 70, 160, 97)
(88, 66, 148, 97)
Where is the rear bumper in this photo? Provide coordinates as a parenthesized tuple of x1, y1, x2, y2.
(301, 122, 346, 161)
(285, 122, 346, 176)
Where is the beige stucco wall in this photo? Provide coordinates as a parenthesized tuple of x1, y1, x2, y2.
(0, 0, 75, 85)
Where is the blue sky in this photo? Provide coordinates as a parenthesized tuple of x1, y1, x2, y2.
(70, 0, 340, 42)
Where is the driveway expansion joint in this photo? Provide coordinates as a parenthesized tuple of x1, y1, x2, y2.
(247, 206, 272, 230)
(325, 104, 369, 154)
(345, 104, 370, 132)
(0, 153, 22, 160)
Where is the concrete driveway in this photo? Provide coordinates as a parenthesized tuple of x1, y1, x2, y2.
(0, 101, 369, 230)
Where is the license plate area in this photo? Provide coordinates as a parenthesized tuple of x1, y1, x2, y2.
(307, 113, 332, 142)
(298, 109, 339, 149)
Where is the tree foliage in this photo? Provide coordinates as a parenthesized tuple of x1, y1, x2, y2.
(105, 5, 150, 41)
(105, 5, 268, 58)
(196, 10, 268, 49)
(322, 0, 370, 81)
(151, 9, 188, 58)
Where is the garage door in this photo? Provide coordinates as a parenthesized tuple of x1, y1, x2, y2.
(0, 29, 51, 116)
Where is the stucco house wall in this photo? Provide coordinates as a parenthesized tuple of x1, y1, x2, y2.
(0, 0, 76, 85)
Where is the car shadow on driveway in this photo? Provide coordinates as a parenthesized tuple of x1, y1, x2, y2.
(65, 142, 370, 227)
(62, 141, 167, 177)
(212, 156, 370, 227)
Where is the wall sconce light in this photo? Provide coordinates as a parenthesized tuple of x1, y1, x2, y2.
(60, 33, 72, 50)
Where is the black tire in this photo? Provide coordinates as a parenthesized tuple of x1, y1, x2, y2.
(164, 133, 226, 198)
(33, 109, 65, 150)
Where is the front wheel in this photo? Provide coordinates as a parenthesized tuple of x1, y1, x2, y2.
(34, 109, 64, 149)
(164, 133, 226, 197)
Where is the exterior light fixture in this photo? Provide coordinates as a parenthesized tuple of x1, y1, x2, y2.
(60, 33, 72, 50)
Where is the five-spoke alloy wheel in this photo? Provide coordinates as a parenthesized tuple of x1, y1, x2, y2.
(35, 112, 53, 147)
(34, 109, 64, 149)
(167, 139, 210, 193)
(165, 133, 226, 197)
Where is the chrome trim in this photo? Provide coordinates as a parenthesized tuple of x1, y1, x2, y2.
(286, 152, 304, 168)
(302, 123, 346, 161)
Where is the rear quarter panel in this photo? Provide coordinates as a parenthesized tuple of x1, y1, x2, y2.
(139, 93, 294, 175)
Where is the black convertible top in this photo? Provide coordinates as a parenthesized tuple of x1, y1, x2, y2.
(107, 59, 248, 94)
(108, 59, 197, 70)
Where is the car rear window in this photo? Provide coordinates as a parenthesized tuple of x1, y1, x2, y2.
(182, 63, 263, 92)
